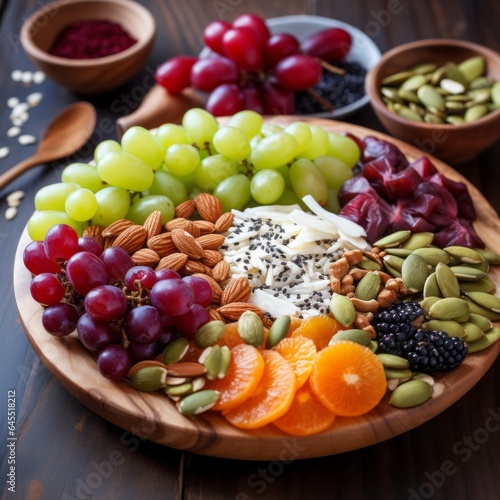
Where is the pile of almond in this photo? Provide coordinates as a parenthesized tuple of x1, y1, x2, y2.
(83, 193, 269, 325)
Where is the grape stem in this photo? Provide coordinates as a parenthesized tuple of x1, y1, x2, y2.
(306, 88, 334, 112)
(317, 58, 346, 76)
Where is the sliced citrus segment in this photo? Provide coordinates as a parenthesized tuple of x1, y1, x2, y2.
(291, 315, 343, 350)
(216, 322, 269, 350)
(223, 350, 296, 429)
(272, 336, 316, 389)
(204, 344, 264, 412)
(287, 315, 302, 337)
(273, 380, 336, 436)
(310, 340, 386, 417)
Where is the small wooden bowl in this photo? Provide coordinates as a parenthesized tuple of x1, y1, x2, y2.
(365, 39, 500, 164)
(20, 0, 156, 95)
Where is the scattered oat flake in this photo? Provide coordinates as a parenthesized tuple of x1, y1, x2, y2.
(18, 134, 37, 145)
(7, 126, 21, 138)
(11, 70, 22, 82)
(12, 102, 29, 115)
(7, 96, 20, 108)
(33, 71, 46, 84)
(21, 71, 33, 84)
(7, 190, 25, 206)
(0, 146, 10, 159)
(27, 92, 43, 107)
(5, 207, 17, 220)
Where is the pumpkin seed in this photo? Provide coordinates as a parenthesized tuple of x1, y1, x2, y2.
(450, 266, 487, 281)
(177, 390, 220, 416)
(411, 63, 437, 74)
(412, 372, 435, 387)
(164, 381, 194, 397)
(266, 315, 291, 349)
(381, 71, 415, 86)
(458, 56, 485, 82)
(402, 253, 428, 293)
(377, 353, 410, 369)
(423, 272, 441, 298)
(401, 74, 427, 91)
(420, 296, 441, 314)
(425, 113, 444, 124)
(465, 103, 489, 122)
(374, 230, 411, 248)
(398, 89, 421, 103)
(462, 322, 484, 343)
(384, 368, 413, 380)
(440, 78, 465, 95)
(238, 311, 264, 348)
(194, 320, 225, 348)
(330, 329, 371, 346)
(492, 81, 500, 105)
(358, 257, 381, 271)
(218, 346, 231, 379)
(128, 366, 168, 392)
(445, 246, 484, 264)
(467, 313, 492, 332)
(431, 65, 447, 85)
(383, 254, 405, 272)
(329, 293, 356, 327)
(444, 63, 468, 87)
(418, 84, 445, 111)
(463, 297, 500, 321)
(162, 337, 189, 364)
(384, 247, 413, 258)
(355, 272, 382, 301)
(368, 340, 379, 353)
(473, 247, 500, 265)
(423, 319, 465, 338)
(463, 291, 500, 313)
(412, 247, 451, 266)
(428, 297, 469, 320)
(435, 262, 461, 298)
(389, 379, 433, 408)
(446, 115, 465, 125)
(466, 327, 500, 353)
(203, 345, 222, 380)
(400, 232, 434, 250)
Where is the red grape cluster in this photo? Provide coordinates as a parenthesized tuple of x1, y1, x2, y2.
(23, 224, 214, 381)
(154, 13, 352, 116)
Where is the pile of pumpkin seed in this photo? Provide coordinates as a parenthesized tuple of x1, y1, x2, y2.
(380, 56, 500, 124)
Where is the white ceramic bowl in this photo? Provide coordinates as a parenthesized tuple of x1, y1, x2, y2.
(199, 15, 382, 119)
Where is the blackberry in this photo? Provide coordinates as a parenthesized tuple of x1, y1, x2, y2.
(373, 302, 425, 356)
(373, 302, 469, 373)
(401, 329, 468, 372)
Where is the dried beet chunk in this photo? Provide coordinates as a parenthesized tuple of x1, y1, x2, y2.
(338, 136, 484, 248)
(50, 20, 137, 59)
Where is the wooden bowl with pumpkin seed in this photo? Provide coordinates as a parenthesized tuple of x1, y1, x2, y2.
(365, 39, 500, 164)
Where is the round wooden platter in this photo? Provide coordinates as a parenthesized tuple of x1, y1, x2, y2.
(13, 118, 500, 461)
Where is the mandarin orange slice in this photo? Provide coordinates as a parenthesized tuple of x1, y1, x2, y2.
(204, 343, 265, 412)
(223, 350, 296, 429)
(273, 380, 336, 436)
(309, 340, 387, 417)
(291, 315, 343, 350)
(272, 335, 316, 389)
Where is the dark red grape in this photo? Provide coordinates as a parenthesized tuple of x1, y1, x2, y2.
(203, 20, 231, 54)
(30, 273, 66, 305)
(222, 27, 264, 72)
(41, 303, 79, 337)
(274, 54, 322, 91)
(127, 340, 159, 365)
(66, 251, 109, 296)
(101, 246, 134, 281)
(190, 56, 238, 92)
(84, 285, 127, 321)
(182, 275, 212, 307)
(78, 236, 102, 256)
(157, 327, 177, 349)
(23, 240, 61, 275)
(242, 86, 264, 114)
(206, 83, 244, 116)
(150, 279, 194, 317)
(125, 305, 162, 344)
(44, 224, 79, 262)
(155, 55, 198, 93)
(265, 33, 300, 67)
(77, 313, 117, 352)
(175, 303, 210, 339)
(124, 266, 157, 291)
(259, 82, 295, 115)
(97, 345, 131, 381)
(232, 13, 270, 48)
(301, 27, 352, 63)
(155, 268, 181, 281)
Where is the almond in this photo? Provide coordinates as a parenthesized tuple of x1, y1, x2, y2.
(171, 228, 204, 259)
(201, 249, 224, 268)
(165, 218, 189, 232)
(217, 302, 265, 321)
(102, 219, 134, 238)
(212, 260, 230, 282)
(193, 219, 216, 235)
(195, 193, 223, 223)
(192, 273, 223, 303)
(111, 225, 147, 254)
(181, 259, 212, 276)
(196, 233, 226, 250)
(165, 362, 207, 377)
(182, 220, 201, 238)
(156, 253, 188, 271)
(103, 236, 115, 249)
(207, 307, 226, 323)
(143, 211, 163, 239)
(132, 248, 160, 267)
(147, 233, 176, 257)
(83, 225, 104, 247)
(220, 276, 252, 305)
(175, 199, 196, 219)
(215, 212, 234, 233)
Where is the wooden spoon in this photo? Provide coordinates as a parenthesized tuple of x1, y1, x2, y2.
(0, 102, 96, 191)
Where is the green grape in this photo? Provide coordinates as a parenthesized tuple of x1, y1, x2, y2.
(194, 154, 238, 191)
(313, 156, 353, 191)
(261, 123, 284, 137)
(275, 188, 301, 206)
(250, 132, 298, 171)
(92, 186, 131, 227)
(284, 122, 312, 155)
(121, 126, 165, 170)
(289, 158, 328, 206)
(178, 171, 196, 192)
(213, 126, 251, 161)
(149, 170, 187, 206)
(126, 195, 174, 225)
(97, 152, 154, 192)
(61, 162, 104, 193)
(326, 133, 361, 168)
(65, 188, 98, 221)
(276, 165, 291, 188)
(34, 182, 79, 212)
(324, 188, 341, 214)
(182, 108, 219, 146)
(226, 110, 263, 138)
(298, 125, 329, 159)
(27, 210, 82, 241)
(250, 169, 285, 205)
(156, 123, 190, 149)
(213, 174, 251, 212)
(94, 140, 122, 163)
(164, 144, 200, 176)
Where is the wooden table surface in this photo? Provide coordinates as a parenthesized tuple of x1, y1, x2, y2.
(1, 1, 499, 499)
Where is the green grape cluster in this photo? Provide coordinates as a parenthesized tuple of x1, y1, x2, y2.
(27, 108, 360, 240)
